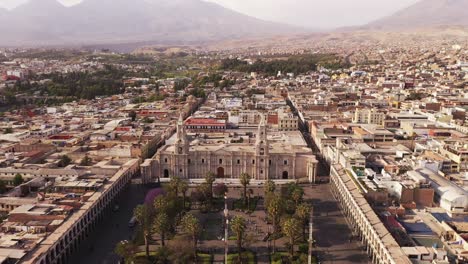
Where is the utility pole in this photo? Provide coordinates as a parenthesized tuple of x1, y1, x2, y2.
(224, 195, 229, 264)
(308, 208, 313, 264)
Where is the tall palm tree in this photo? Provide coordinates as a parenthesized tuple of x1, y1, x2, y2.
(295, 203, 311, 241)
(181, 213, 201, 262)
(231, 216, 247, 263)
(291, 187, 304, 206)
(239, 173, 251, 206)
(153, 212, 170, 246)
(134, 205, 153, 259)
(264, 179, 276, 195)
(153, 196, 169, 215)
(282, 217, 302, 260)
(205, 172, 216, 200)
(169, 176, 182, 197)
(267, 193, 283, 253)
(180, 180, 189, 209)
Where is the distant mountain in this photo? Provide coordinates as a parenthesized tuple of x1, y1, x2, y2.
(366, 0, 468, 30)
(0, 0, 299, 46)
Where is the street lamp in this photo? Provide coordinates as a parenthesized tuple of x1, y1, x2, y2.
(224, 195, 229, 264)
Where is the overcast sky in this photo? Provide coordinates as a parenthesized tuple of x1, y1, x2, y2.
(0, 0, 420, 28)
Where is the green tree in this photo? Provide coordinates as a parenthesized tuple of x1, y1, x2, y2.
(153, 212, 170, 246)
(80, 155, 92, 166)
(0, 180, 7, 194)
(114, 240, 137, 263)
(204, 172, 216, 200)
(264, 179, 276, 195)
(128, 110, 137, 121)
(295, 203, 311, 241)
(168, 176, 182, 197)
(240, 173, 251, 206)
(181, 213, 201, 262)
(13, 174, 24, 186)
(291, 186, 304, 206)
(58, 155, 72, 167)
(231, 216, 247, 263)
(153, 196, 170, 215)
(267, 193, 284, 253)
(134, 205, 153, 259)
(282, 217, 302, 260)
(179, 180, 189, 209)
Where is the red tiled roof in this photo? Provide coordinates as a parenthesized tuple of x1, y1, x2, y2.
(185, 118, 225, 125)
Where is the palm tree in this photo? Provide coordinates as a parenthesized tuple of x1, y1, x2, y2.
(168, 176, 182, 197)
(239, 173, 251, 206)
(267, 193, 283, 253)
(180, 180, 189, 209)
(291, 186, 304, 206)
(153, 212, 170, 246)
(114, 240, 137, 263)
(247, 188, 254, 211)
(134, 205, 153, 259)
(295, 203, 311, 241)
(264, 179, 276, 195)
(181, 213, 201, 262)
(153, 196, 169, 215)
(204, 172, 216, 200)
(282, 217, 302, 260)
(231, 216, 247, 263)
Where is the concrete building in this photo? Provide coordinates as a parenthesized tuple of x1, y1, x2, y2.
(278, 108, 298, 131)
(353, 108, 386, 125)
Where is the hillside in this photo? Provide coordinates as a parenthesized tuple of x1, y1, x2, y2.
(0, 0, 298, 46)
(367, 0, 468, 30)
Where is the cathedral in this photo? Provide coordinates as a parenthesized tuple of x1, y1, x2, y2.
(141, 115, 318, 183)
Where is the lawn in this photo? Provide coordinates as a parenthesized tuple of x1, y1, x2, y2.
(232, 197, 259, 213)
(134, 252, 212, 264)
(197, 253, 213, 264)
(227, 251, 256, 264)
(271, 252, 317, 264)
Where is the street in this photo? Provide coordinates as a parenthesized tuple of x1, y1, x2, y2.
(70, 182, 147, 264)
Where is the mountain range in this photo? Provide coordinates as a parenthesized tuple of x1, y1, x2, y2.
(366, 0, 468, 30)
(1, 0, 468, 47)
(0, 0, 296, 46)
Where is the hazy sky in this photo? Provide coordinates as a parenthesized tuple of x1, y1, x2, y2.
(0, 0, 420, 28)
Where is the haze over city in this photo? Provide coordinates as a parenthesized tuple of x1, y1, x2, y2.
(0, 0, 420, 28)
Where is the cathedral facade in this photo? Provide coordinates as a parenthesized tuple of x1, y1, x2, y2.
(141, 116, 318, 183)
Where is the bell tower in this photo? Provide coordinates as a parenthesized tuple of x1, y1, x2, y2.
(174, 114, 189, 178)
(255, 115, 269, 156)
(175, 114, 189, 155)
(255, 115, 269, 180)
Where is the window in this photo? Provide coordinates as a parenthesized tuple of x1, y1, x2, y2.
(188, 159, 191, 164)
(219, 159, 223, 164)
(261, 159, 264, 163)
(202, 159, 205, 164)
(252, 160, 255, 164)
(260, 170, 263, 174)
(237, 159, 240, 165)
(165, 158, 168, 163)
(284, 160, 288, 165)
(269, 160, 272, 165)
(179, 169, 183, 173)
